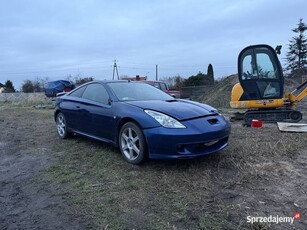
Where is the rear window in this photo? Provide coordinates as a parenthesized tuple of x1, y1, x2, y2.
(69, 86, 86, 98)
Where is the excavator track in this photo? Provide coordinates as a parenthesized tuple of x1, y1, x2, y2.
(230, 109, 303, 124)
(244, 109, 302, 123)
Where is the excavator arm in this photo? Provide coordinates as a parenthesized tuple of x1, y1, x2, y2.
(297, 87, 307, 102)
(286, 80, 307, 106)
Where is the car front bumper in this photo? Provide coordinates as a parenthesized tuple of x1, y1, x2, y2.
(143, 115, 231, 159)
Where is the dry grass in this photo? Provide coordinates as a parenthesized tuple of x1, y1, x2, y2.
(1, 103, 307, 229)
(199, 75, 238, 108)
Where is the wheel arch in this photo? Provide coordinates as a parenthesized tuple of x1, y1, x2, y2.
(54, 109, 62, 122)
(116, 117, 145, 146)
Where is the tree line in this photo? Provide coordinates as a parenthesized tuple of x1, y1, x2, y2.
(20, 76, 94, 93)
(0, 80, 16, 93)
(162, 63, 214, 90)
(0, 76, 94, 93)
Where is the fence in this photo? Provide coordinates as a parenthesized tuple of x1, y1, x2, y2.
(0, 93, 47, 103)
(180, 85, 215, 99)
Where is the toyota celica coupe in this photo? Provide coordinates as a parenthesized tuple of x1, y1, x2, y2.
(55, 81, 230, 164)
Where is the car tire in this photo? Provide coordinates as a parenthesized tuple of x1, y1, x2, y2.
(56, 112, 72, 139)
(119, 122, 147, 164)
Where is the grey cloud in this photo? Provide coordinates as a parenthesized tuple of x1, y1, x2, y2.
(0, 0, 306, 89)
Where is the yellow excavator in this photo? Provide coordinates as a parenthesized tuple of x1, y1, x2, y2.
(230, 44, 307, 123)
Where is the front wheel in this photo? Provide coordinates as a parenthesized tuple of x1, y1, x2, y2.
(56, 112, 73, 139)
(119, 122, 147, 164)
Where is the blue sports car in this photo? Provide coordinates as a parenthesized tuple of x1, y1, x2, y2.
(55, 81, 231, 164)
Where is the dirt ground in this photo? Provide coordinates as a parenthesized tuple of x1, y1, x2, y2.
(0, 104, 307, 229)
(0, 106, 84, 229)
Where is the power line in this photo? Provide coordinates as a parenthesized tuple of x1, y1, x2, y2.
(112, 60, 119, 80)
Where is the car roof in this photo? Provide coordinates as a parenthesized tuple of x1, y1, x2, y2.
(80, 80, 149, 87)
(94, 80, 145, 84)
(143, 80, 164, 83)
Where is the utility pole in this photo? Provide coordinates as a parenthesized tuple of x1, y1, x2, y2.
(155, 64, 158, 81)
(112, 60, 119, 80)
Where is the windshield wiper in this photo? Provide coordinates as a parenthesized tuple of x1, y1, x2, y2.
(165, 99, 178, 102)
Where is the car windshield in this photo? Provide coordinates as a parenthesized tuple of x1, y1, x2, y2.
(107, 82, 174, 101)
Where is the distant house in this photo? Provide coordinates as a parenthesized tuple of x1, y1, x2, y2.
(121, 75, 147, 81)
(0, 83, 5, 93)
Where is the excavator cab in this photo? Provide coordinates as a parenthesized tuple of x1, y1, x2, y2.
(238, 44, 284, 101)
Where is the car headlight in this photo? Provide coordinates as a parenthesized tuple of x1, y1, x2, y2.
(144, 110, 186, 128)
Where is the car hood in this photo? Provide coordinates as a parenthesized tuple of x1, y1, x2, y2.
(125, 100, 218, 120)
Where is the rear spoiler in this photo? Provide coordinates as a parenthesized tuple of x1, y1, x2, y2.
(56, 92, 67, 97)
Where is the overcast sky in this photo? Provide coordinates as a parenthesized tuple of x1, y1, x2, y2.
(0, 0, 306, 89)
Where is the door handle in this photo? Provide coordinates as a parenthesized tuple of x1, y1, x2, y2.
(76, 105, 80, 109)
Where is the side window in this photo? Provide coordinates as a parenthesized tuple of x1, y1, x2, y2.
(256, 53, 276, 79)
(160, 83, 167, 91)
(242, 54, 252, 78)
(69, 86, 86, 98)
(241, 50, 277, 80)
(82, 84, 109, 104)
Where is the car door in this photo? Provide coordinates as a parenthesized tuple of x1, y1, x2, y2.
(80, 83, 116, 142)
(59, 85, 86, 131)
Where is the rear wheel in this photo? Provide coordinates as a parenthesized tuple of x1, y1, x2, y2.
(56, 112, 73, 139)
(119, 122, 147, 164)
